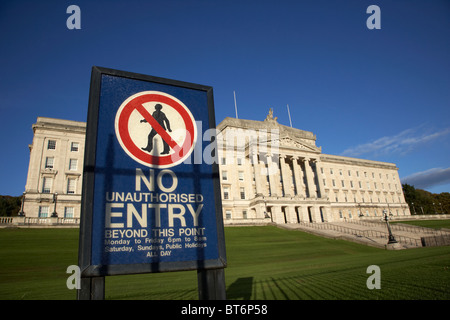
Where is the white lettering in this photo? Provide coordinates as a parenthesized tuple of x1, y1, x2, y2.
(135, 168, 154, 191)
(187, 204, 203, 227)
(168, 204, 186, 227)
(366, 265, 381, 289)
(105, 203, 124, 228)
(127, 203, 147, 228)
(157, 169, 178, 192)
(366, 5, 381, 30)
(148, 203, 166, 228)
(66, 265, 80, 290)
(66, 5, 81, 30)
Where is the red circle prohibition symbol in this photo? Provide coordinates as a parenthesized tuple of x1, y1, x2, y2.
(115, 91, 197, 168)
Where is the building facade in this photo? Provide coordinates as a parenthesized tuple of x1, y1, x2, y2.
(22, 117, 86, 220)
(216, 110, 410, 225)
(22, 113, 410, 224)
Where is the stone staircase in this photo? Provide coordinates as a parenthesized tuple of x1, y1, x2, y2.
(279, 219, 450, 250)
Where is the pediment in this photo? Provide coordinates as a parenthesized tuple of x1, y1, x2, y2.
(273, 136, 321, 153)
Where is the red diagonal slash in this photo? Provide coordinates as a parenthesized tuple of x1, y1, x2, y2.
(135, 103, 182, 155)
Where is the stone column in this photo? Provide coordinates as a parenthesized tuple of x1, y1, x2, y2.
(309, 206, 321, 222)
(271, 205, 284, 224)
(302, 158, 316, 198)
(312, 159, 326, 199)
(285, 206, 297, 223)
(252, 152, 263, 196)
(255, 202, 267, 220)
(322, 206, 332, 222)
(299, 206, 309, 222)
(279, 155, 292, 197)
(266, 153, 279, 196)
(291, 157, 304, 197)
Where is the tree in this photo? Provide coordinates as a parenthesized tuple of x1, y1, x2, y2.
(0, 195, 22, 217)
(402, 184, 450, 215)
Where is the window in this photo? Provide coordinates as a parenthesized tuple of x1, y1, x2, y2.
(71, 142, 79, 152)
(223, 186, 229, 200)
(222, 171, 228, 181)
(69, 159, 78, 171)
(238, 171, 244, 181)
(39, 206, 49, 218)
(64, 207, 74, 218)
(237, 158, 242, 166)
(225, 210, 232, 220)
(45, 157, 54, 169)
(67, 178, 76, 194)
(47, 140, 56, 150)
(341, 180, 345, 187)
(221, 157, 226, 165)
(243, 210, 247, 219)
(42, 177, 52, 193)
(240, 187, 245, 199)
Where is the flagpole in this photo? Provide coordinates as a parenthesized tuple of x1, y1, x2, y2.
(233, 91, 238, 119)
(287, 104, 292, 127)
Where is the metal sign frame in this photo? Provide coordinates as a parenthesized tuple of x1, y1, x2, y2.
(78, 67, 226, 299)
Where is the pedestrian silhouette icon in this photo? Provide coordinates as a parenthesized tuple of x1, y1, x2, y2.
(141, 104, 172, 154)
(115, 90, 197, 168)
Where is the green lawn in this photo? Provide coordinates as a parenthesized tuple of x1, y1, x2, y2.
(0, 226, 449, 300)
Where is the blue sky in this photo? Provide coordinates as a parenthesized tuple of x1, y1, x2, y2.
(0, 0, 449, 196)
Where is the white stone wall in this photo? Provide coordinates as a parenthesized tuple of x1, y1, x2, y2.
(23, 117, 85, 218)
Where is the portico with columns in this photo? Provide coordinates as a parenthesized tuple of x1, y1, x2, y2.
(217, 110, 410, 225)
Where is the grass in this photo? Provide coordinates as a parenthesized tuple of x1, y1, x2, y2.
(0, 226, 449, 300)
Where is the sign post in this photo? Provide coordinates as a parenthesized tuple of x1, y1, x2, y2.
(78, 66, 226, 300)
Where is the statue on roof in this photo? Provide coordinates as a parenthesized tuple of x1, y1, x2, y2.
(264, 108, 278, 122)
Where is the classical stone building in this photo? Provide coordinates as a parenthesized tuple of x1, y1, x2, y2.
(22, 117, 86, 220)
(21, 113, 410, 224)
(216, 110, 410, 225)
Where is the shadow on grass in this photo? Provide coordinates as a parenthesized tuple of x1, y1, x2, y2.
(226, 277, 253, 299)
